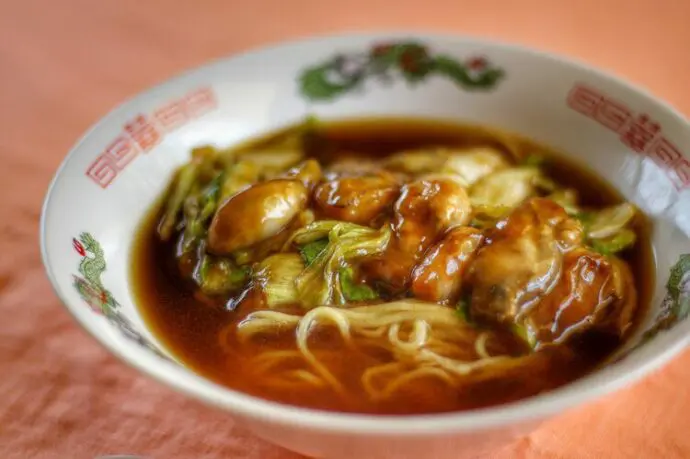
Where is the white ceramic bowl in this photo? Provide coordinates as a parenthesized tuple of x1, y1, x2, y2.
(41, 33, 690, 459)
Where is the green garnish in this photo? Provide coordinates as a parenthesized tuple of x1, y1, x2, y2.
(182, 171, 225, 251)
(158, 161, 201, 241)
(299, 238, 329, 266)
(456, 296, 472, 323)
(339, 266, 378, 302)
(290, 221, 391, 307)
(522, 153, 545, 167)
(590, 229, 636, 256)
(195, 256, 249, 295)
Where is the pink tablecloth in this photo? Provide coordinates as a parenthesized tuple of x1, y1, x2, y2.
(2, 0, 690, 457)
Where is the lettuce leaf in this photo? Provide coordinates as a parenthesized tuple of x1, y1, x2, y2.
(339, 266, 378, 301)
(299, 238, 329, 266)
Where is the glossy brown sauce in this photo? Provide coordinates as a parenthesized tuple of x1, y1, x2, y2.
(131, 118, 654, 415)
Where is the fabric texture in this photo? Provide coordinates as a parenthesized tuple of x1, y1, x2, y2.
(1, 0, 690, 457)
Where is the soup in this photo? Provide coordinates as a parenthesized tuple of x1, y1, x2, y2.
(131, 118, 652, 415)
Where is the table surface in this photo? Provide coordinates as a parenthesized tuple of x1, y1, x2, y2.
(2, 1, 690, 458)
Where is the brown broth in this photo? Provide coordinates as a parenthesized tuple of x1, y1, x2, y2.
(131, 118, 654, 415)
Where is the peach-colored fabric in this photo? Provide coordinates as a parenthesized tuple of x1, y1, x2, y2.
(2, 0, 690, 458)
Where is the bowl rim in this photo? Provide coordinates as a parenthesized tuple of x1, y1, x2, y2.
(40, 30, 690, 435)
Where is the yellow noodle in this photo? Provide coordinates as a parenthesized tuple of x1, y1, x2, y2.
(234, 300, 521, 401)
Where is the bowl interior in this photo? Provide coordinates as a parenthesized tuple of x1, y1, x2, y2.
(41, 33, 690, 433)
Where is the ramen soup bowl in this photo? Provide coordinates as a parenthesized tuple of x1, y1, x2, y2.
(41, 33, 690, 459)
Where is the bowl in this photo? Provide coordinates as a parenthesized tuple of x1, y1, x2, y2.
(40, 32, 690, 459)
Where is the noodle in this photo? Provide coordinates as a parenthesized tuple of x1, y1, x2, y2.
(371, 365, 457, 400)
(475, 332, 492, 359)
(235, 300, 520, 400)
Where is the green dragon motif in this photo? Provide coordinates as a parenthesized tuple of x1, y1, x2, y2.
(299, 41, 505, 102)
(78, 233, 106, 290)
(642, 254, 690, 340)
(72, 232, 166, 358)
(616, 254, 690, 361)
(72, 232, 117, 314)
